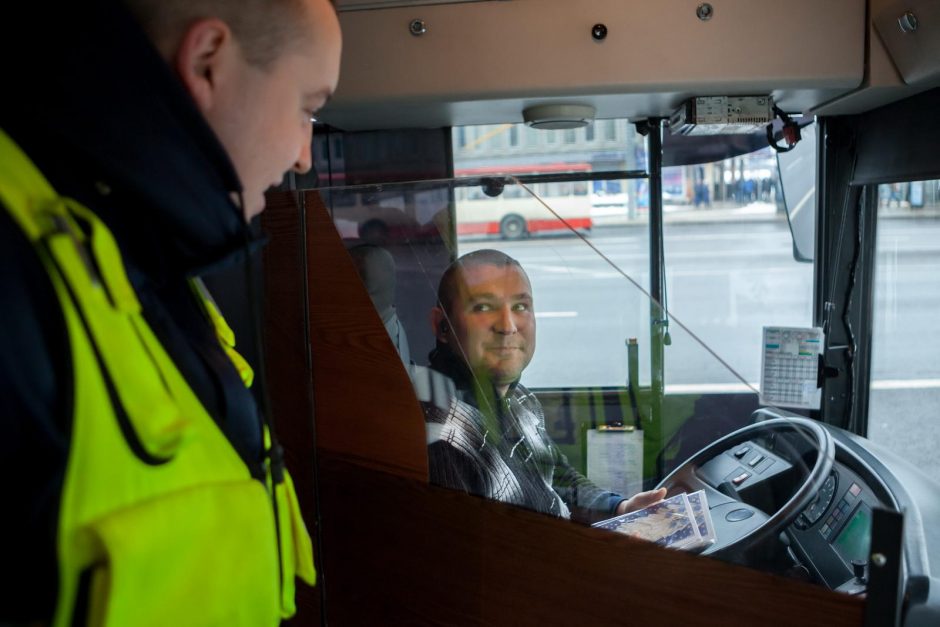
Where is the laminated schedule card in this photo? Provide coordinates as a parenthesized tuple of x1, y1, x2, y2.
(760, 326, 823, 409)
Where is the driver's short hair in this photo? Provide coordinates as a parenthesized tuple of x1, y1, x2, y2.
(123, 0, 334, 68)
(437, 249, 528, 316)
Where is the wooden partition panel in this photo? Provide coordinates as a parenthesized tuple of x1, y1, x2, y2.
(301, 190, 428, 480)
(263, 190, 865, 627)
(261, 191, 313, 470)
(318, 455, 864, 627)
(261, 191, 322, 623)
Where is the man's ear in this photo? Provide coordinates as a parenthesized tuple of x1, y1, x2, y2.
(431, 307, 448, 343)
(173, 18, 233, 114)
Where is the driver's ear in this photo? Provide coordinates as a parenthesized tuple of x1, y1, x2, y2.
(431, 307, 448, 343)
(173, 18, 232, 115)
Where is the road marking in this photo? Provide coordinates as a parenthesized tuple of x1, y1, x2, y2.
(535, 311, 578, 318)
(663, 232, 784, 242)
(515, 248, 796, 266)
(871, 379, 940, 390)
(661, 380, 940, 394)
(527, 265, 807, 280)
(788, 186, 815, 221)
(669, 266, 811, 278)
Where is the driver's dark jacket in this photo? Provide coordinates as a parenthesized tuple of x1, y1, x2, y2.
(0, 2, 264, 621)
(425, 346, 625, 521)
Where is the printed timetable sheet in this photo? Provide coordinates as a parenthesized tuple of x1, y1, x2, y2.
(586, 427, 643, 498)
(760, 326, 824, 409)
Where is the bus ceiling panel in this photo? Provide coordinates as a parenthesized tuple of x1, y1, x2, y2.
(322, 0, 865, 131)
(817, 2, 940, 117)
(811, 20, 909, 117)
(873, 0, 940, 87)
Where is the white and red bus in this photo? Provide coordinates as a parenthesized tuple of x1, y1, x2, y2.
(453, 163, 595, 239)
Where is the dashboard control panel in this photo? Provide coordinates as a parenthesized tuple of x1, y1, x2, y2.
(701, 439, 792, 492)
(789, 462, 883, 590)
(793, 472, 837, 529)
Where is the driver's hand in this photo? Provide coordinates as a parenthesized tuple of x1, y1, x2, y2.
(615, 488, 668, 515)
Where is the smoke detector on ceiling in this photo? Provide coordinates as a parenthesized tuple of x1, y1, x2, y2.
(522, 104, 596, 130)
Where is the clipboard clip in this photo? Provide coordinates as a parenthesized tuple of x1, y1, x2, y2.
(597, 425, 635, 433)
(817, 354, 839, 388)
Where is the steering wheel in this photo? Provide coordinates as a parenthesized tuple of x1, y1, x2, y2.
(655, 416, 834, 560)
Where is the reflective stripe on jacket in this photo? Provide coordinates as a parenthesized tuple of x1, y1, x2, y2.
(0, 128, 314, 627)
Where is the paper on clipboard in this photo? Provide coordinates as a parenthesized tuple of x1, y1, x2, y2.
(760, 326, 823, 409)
(586, 427, 643, 497)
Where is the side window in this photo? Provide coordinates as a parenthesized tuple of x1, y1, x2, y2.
(870, 179, 940, 478)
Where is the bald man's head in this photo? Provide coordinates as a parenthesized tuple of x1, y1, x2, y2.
(124, 0, 335, 68)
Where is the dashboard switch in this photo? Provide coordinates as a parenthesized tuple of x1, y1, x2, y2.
(732, 471, 750, 485)
(733, 445, 751, 459)
(851, 560, 868, 583)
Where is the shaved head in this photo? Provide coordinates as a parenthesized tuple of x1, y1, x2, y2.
(123, 0, 335, 67)
(437, 249, 528, 316)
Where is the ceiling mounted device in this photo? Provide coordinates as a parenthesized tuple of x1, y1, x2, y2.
(522, 104, 596, 130)
(669, 96, 773, 136)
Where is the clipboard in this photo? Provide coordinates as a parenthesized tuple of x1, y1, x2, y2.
(584, 336, 645, 496)
(759, 326, 823, 409)
(586, 425, 644, 497)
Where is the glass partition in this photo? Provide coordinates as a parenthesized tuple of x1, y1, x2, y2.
(313, 176, 849, 584)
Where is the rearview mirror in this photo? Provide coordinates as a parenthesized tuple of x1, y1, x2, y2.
(776, 123, 817, 262)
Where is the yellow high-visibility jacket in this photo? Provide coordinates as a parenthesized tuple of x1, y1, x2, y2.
(0, 128, 314, 627)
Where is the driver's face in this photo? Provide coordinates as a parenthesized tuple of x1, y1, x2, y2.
(446, 263, 536, 395)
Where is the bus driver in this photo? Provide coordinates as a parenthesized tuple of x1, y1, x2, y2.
(425, 249, 665, 521)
